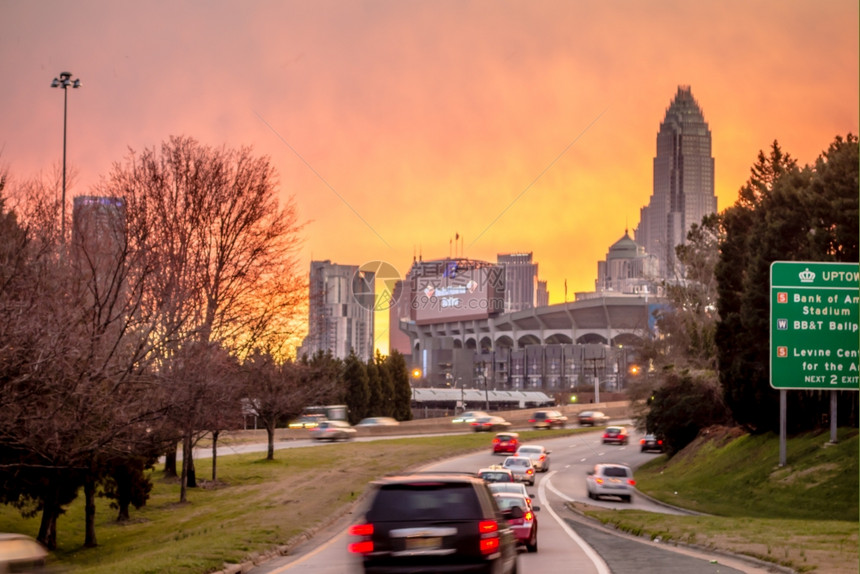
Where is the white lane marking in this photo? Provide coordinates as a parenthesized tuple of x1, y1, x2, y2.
(539, 471, 611, 574)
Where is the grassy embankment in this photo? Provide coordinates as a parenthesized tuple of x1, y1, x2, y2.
(0, 427, 856, 573)
(576, 426, 858, 573)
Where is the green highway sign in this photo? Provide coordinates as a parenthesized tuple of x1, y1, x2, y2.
(770, 261, 859, 390)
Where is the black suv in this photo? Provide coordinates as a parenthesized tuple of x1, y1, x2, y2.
(349, 472, 519, 573)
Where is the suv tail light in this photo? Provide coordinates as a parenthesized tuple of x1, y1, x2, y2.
(348, 523, 374, 554)
(528, 418, 536, 423)
(478, 520, 499, 555)
(627, 478, 636, 486)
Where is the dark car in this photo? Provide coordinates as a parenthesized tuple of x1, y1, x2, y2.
(601, 426, 629, 445)
(529, 410, 568, 429)
(492, 432, 520, 455)
(577, 410, 610, 426)
(471, 415, 511, 433)
(348, 472, 519, 574)
(640, 433, 664, 453)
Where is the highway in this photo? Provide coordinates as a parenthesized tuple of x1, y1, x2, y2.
(242, 427, 778, 574)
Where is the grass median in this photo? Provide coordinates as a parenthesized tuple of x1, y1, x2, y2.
(0, 426, 856, 573)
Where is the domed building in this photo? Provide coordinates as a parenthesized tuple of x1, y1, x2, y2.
(595, 230, 660, 295)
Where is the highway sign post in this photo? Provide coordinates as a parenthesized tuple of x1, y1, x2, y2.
(770, 261, 859, 465)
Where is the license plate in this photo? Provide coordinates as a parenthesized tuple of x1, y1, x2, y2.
(405, 537, 441, 550)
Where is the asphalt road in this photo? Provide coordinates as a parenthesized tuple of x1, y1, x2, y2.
(241, 428, 781, 574)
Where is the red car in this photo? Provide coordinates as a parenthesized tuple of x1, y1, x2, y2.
(602, 426, 629, 445)
(492, 432, 520, 455)
(492, 493, 539, 552)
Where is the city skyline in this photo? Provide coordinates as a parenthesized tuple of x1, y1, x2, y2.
(2, 1, 858, 355)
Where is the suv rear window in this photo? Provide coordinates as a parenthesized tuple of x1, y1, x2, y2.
(367, 483, 483, 521)
(603, 466, 630, 478)
(533, 411, 548, 419)
(479, 471, 512, 482)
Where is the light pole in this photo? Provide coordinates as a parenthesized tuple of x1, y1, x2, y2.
(51, 71, 81, 241)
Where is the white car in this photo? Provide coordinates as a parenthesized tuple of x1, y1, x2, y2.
(502, 456, 536, 486)
(487, 481, 535, 506)
(586, 463, 635, 502)
(515, 445, 551, 472)
(452, 410, 489, 423)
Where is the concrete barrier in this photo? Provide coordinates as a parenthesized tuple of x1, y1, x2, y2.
(245, 400, 633, 442)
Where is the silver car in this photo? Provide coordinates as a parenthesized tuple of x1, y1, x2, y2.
(355, 417, 400, 427)
(0, 533, 47, 572)
(515, 445, 551, 472)
(502, 456, 536, 486)
(309, 420, 357, 441)
(585, 463, 635, 502)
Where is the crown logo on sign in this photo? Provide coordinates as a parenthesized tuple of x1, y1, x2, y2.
(798, 268, 815, 283)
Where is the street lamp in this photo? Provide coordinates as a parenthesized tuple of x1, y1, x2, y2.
(51, 71, 81, 241)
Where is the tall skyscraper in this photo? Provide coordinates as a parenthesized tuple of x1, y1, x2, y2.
(497, 252, 539, 313)
(301, 260, 375, 361)
(635, 86, 717, 278)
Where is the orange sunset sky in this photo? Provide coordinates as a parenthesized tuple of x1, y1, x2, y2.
(2, 1, 858, 353)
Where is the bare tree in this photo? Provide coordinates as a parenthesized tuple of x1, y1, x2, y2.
(97, 135, 306, 353)
(95, 135, 307, 495)
(0, 174, 176, 550)
(241, 352, 339, 460)
(162, 342, 237, 502)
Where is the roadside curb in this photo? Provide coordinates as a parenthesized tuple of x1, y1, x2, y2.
(632, 488, 706, 515)
(563, 501, 796, 574)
